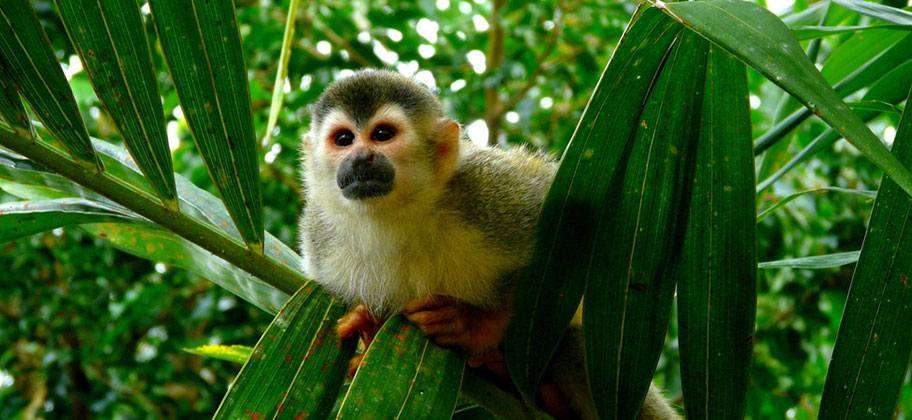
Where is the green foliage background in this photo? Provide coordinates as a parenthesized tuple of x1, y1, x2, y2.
(0, 0, 909, 419)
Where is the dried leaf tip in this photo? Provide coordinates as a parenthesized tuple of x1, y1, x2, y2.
(649, 0, 684, 24)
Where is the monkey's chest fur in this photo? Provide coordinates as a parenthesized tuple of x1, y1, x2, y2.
(300, 207, 521, 316)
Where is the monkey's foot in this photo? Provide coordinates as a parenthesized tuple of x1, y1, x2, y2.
(403, 295, 511, 367)
(337, 304, 380, 377)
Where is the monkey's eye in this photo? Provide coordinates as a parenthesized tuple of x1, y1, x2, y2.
(371, 125, 396, 142)
(334, 130, 355, 147)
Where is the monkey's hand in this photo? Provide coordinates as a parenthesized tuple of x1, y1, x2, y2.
(337, 303, 380, 377)
(403, 295, 511, 375)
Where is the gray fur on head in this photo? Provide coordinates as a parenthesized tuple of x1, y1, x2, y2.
(312, 69, 445, 129)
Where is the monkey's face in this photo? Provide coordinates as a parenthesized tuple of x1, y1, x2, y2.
(305, 104, 451, 210)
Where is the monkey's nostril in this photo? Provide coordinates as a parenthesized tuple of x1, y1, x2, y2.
(367, 154, 375, 162)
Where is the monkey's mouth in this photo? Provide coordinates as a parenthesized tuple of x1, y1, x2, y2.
(337, 167, 394, 200)
(340, 179, 394, 199)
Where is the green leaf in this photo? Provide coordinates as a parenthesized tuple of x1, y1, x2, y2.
(757, 187, 876, 222)
(676, 43, 756, 420)
(758, 58, 912, 191)
(0, 146, 135, 207)
(659, 0, 912, 198)
(832, 0, 912, 25)
(758, 251, 860, 269)
(0, 180, 75, 201)
(754, 32, 912, 155)
(791, 25, 912, 41)
(0, 61, 29, 132)
(55, 0, 177, 205)
(819, 84, 912, 420)
(0, 0, 100, 169)
(0, 138, 304, 302)
(781, 1, 829, 27)
(184, 344, 253, 364)
(505, 7, 683, 401)
(821, 29, 908, 86)
(90, 138, 302, 269)
(82, 223, 288, 314)
(338, 315, 465, 420)
(150, 0, 264, 250)
(584, 30, 705, 420)
(847, 100, 903, 115)
(214, 286, 354, 420)
(825, 33, 912, 98)
(452, 406, 500, 420)
(0, 198, 138, 243)
(754, 4, 828, 172)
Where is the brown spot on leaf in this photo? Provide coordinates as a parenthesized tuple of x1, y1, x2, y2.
(243, 409, 264, 420)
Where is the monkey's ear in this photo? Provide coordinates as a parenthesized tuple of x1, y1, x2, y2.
(435, 119, 460, 177)
(302, 132, 313, 151)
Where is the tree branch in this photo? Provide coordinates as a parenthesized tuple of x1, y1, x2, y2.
(300, 13, 375, 68)
(484, 3, 563, 145)
(483, 0, 506, 146)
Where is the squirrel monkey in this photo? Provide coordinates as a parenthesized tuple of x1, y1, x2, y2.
(298, 69, 680, 420)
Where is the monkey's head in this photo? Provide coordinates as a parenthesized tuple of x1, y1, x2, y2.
(302, 69, 460, 213)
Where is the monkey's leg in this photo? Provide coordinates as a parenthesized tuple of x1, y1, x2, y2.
(402, 295, 512, 370)
(336, 303, 380, 376)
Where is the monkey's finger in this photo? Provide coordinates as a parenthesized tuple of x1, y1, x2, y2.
(403, 295, 452, 313)
(433, 333, 462, 346)
(415, 318, 464, 336)
(337, 304, 375, 339)
(483, 360, 508, 377)
(403, 305, 461, 326)
(347, 354, 365, 378)
(467, 349, 504, 367)
(336, 316, 362, 339)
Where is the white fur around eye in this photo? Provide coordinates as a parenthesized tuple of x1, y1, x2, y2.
(316, 110, 357, 150)
(367, 104, 409, 132)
